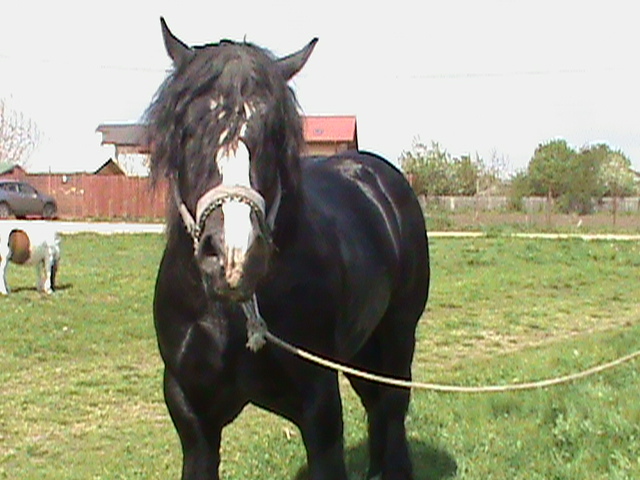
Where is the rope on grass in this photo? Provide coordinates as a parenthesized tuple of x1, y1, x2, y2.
(264, 331, 640, 394)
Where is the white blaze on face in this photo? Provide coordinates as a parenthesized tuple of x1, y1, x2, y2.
(216, 138, 253, 287)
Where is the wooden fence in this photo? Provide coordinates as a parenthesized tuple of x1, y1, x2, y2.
(3, 171, 640, 220)
(4, 173, 168, 219)
(423, 195, 640, 213)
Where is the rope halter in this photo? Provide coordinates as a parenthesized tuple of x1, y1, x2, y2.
(172, 174, 280, 254)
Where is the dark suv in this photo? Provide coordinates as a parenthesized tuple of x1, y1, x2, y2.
(0, 180, 57, 219)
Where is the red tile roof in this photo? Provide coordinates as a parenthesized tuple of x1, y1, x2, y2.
(303, 116, 357, 143)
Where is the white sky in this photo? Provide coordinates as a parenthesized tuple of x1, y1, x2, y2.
(1, 0, 638, 174)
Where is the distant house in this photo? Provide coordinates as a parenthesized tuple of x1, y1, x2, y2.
(95, 124, 150, 156)
(95, 124, 151, 176)
(94, 159, 126, 176)
(0, 163, 27, 178)
(96, 115, 359, 171)
(302, 116, 358, 155)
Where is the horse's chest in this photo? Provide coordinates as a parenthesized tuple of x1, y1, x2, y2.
(260, 253, 391, 354)
(170, 318, 261, 390)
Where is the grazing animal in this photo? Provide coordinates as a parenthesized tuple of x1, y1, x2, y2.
(148, 18, 430, 480)
(0, 222, 60, 295)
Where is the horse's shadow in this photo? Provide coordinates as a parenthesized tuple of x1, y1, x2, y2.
(294, 440, 457, 479)
(9, 283, 73, 294)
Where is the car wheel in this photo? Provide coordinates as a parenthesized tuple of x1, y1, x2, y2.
(0, 202, 11, 219)
(42, 203, 57, 219)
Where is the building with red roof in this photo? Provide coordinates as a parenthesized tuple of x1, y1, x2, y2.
(96, 115, 358, 174)
(302, 116, 358, 155)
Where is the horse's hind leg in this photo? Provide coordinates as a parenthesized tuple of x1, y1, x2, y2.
(50, 256, 58, 291)
(47, 246, 59, 292)
(346, 311, 418, 480)
(34, 258, 53, 293)
(34, 244, 59, 294)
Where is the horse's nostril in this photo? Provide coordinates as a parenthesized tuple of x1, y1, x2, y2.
(198, 235, 223, 276)
(199, 234, 221, 259)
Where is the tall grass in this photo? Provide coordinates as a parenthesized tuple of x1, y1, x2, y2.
(0, 234, 638, 479)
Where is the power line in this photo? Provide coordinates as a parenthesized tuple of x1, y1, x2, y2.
(395, 67, 628, 80)
(0, 52, 633, 79)
(0, 53, 168, 74)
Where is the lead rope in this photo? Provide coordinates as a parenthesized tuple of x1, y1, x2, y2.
(241, 295, 268, 352)
(242, 305, 640, 393)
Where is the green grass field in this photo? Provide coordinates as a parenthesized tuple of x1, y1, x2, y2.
(0, 234, 638, 479)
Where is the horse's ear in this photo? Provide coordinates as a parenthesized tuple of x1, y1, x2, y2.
(277, 38, 318, 80)
(160, 17, 193, 66)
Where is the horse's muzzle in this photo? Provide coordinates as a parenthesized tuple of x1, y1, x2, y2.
(197, 223, 271, 301)
(194, 189, 272, 301)
(173, 177, 275, 301)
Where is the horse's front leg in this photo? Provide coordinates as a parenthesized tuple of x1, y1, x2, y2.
(298, 372, 349, 480)
(164, 370, 244, 480)
(0, 254, 9, 295)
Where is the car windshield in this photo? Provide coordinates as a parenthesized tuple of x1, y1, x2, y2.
(0, 183, 19, 193)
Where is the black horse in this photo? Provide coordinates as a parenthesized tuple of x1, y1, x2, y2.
(148, 18, 430, 480)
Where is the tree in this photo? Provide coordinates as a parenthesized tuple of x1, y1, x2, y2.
(481, 150, 510, 191)
(0, 99, 41, 167)
(599, 150, 636, 226)
(400, 140, 453, 196)
(451, 154, 480, 196)
(562, 146, 601, 214)
(401, 139, 505, 197)
(527, 139, 574, 199)
(507, 170, 530, 211)
(513, 140, 636, 218)
(526, 139, 575, 221)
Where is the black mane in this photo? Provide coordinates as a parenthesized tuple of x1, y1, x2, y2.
(146, 39, 304, 212)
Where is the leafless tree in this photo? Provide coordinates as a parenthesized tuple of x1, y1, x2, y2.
(0, 99, 41, 166)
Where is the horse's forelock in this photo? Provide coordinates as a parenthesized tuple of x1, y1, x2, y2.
(147, 40, 303, 199)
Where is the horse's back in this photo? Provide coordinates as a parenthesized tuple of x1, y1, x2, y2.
(301, 150, 428, 275)
(290, 151, 429, 353)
